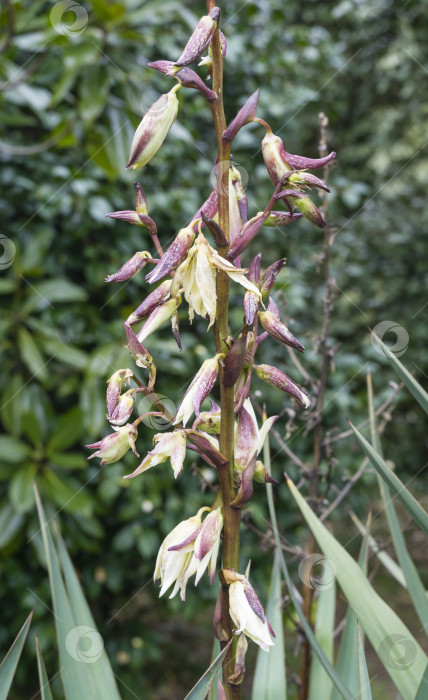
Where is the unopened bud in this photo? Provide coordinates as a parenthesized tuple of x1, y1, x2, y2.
(105, 251, 152, 283)
(107, 389, 136, 426)
(192, 400, 221, 433)
(294, 195, 326, 228)
(86, 423, 139, 465)
(288, 171, 330, 192)
(260, 259, 286, 297)
(126, 86, 180, 170)
(134, 182, 148, 214)
(223, 335, 248, 387)
(175, 9, 220, 67)
(223, 90, 260, 143)
(227, 212, 268, 261)
(263, 210, 303, 227)
(254, 460, 278, 484)
(254, 364, 311, 409)
(146, 227, 195, 284)
(106, 369, 133, 416)
(174, 353, 224, 426)
(258, 299, 304, 352)
(126, 280, 172, 325)
(125, 325, 153, 369)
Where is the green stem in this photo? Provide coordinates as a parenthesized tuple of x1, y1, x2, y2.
(206, 1, 241, 695)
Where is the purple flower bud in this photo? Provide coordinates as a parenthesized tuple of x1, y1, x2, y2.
(248, 253, 261, 285)
(229, 165, 248, 242)
(171, 310, 182, 352)
(223, 335, 248, 387)
(288, 171, 330, 192)
(147, 60, 176, 75)
(146, 226, 195, 284)
(125, 279, 172, 326)
(86, 423, 139, 465)
(105, 251, 152, 283)
(258, 298, 305, 352)
(244, 289, 260, 325)
(175, 9, 220, 67)
(201, 212, 228, 247)
(254, 364, 311, 409)
(260, 259, 286, 297)
(106, 210, 143, 226)
(234, 404, 258, 475)
(174, 353, 224, 426)
(126, 86, 180, 170)
(227, 212, 269, 261)
(282, 150, 336, 171)
(223, 89, 260, 143)
(263, 210, 302, 227)
(125, 325, 153, 368)
(262, 129, 335, 185)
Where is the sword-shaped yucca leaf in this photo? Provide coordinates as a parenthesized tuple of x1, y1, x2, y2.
(357, 622, 372, 700)
(349, 421, 428, 538)
(36, 637, 54, 700)
(184, 640, 232, 700)
(54, 524, 121, 699)
(308, 567, 335, 700)
(252, 554, 287, 700)
(262, 435, 353, 700)
(286, 476, 428, 700)
(371, 331, 428, 413)
(0, 611, 32, 700)
(331, 522, 369, 700)
(366, 373, 428, 634)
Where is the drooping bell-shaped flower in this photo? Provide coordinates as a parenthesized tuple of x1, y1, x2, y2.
(172, 232, 261, 327)
(105, 251, 152, 283)
(107, 389, 136, 427)
(106, 369, 134, 417)
(86, 423, 139, 465)
(178, 508, 223, 594)
(126, 85, 180, 170)
(145, 226, 195, 285)
(258, 297, 304, 352)
(153, 507, 209, 599)
(174, 9, 220, 67)
(124, 429, 187, 479)
(221, 569, 275, 652)
(174, 353, 224, 427)
(254, 364, 311, 409)
(234, 398, 277, 477)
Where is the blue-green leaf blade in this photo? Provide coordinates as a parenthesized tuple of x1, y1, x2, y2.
(184, 640, 232, 700)
(0, 611, 33, 700)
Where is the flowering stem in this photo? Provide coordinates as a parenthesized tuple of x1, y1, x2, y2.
(206, 0, 241, 694)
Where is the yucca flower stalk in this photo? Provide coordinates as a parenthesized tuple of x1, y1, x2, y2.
(90, 2, 335, 696)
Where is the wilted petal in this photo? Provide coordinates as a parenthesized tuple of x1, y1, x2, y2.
(125, 325, 153, 368)
(137, 296, 181, 344)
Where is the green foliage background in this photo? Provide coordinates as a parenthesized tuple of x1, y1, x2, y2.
(1, 0, 427, 697)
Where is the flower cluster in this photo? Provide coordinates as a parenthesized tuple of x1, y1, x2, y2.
(87, 4, 335, 668)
